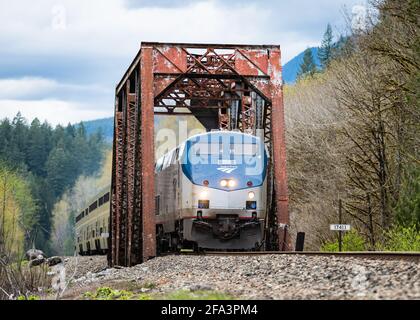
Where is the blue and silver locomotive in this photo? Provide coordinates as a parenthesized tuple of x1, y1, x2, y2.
(155, 130, 268, 251)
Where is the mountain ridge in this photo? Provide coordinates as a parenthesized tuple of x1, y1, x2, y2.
(282, 47, 321, 84)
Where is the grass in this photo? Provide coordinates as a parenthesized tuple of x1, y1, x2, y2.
(83, 287, 152, 300)
(17, 295, 40, 300)
(159, 290, 235, 300)
(82, 286, 235, 301)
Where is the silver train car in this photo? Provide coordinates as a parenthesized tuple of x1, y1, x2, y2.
(75, 131, 268, 255)
(75, 188, 110, 255)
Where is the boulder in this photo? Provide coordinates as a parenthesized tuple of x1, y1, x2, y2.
(26, 249, 45, 261)
(47, 256, 63, 266)
(29, 257, 45, 267)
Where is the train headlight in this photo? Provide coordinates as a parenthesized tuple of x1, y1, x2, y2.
(248, 191, 255, 199)
(200, 191, 208, 199)
(220, 179, 228, 187)
(228, 179, 236, 188)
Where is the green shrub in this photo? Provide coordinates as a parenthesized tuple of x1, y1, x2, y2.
(379, 224, 420, 251)
(81, 285, 237, 300)
(83, 287, 152, 300)
(321, 229, 366, 252)
(394, 166, 420, 228)
(17, 295, 40, 300)
(161, 290, 235, 300)
(83, 287, 134, 300)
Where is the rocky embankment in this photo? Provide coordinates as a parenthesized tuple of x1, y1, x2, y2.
(61, 254, 420, 300)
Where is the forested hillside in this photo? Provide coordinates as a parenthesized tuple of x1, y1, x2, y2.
(286, 0, 419, 250)
(282, 47, 321, 83)
(0, 113, 106, 256)
(79, 117, 114, 143)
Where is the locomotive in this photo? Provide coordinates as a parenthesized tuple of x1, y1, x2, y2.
(75, 130, 268, 255)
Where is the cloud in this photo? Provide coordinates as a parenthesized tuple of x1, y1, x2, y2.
(0, 77, 57, 99)
(0, 99, 113, 126)
(0, 0, 359, 63)
(0, 0, 363, 124)
(0, 76, 110, 104)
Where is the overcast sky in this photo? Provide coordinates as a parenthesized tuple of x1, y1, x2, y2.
(0, 0, 365, 125)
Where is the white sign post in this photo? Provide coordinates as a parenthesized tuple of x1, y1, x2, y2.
(330, 224, 351, 231)
(330, 199, 351, 251)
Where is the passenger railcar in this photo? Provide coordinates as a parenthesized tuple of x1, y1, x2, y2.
(75, 187, 110, 255)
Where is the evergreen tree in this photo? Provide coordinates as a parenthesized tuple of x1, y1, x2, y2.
(297, 48, 317, 79)
(331, 35, 349, 59)
(46, 143, 78, 198)
(395, 165, 420, 228)
(0, 119, 12, 158)
(9, 112, 28, 166)
(318, 23, 334, 68)
(27, 118, 48, 176)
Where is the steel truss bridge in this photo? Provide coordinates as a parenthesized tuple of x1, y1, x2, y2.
(109, 42, 290, 267)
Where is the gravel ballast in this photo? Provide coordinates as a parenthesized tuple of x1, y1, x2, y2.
(63, 254, 419, 300)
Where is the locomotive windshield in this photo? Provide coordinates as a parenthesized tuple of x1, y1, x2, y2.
(181, 132, 268, 190)
(191, 142, 258, 157)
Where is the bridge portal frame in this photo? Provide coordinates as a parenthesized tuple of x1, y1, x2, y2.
(109, 42, 290, 267)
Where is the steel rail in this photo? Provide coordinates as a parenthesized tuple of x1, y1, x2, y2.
(178, 251, 420, 260)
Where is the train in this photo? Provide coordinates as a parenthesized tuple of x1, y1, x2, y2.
(75, 130, 268, 255)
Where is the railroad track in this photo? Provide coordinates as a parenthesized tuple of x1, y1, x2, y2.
(177, 250, 420, 260)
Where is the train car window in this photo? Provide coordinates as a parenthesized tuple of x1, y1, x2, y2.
(155, 195, 160, 215)
(163, 151, 172, 169)
(104, 192, 110, 203)
(198, 200, 210, 209)
(85, 208, 89, 216)
(99, 196, 104, 206)
(155, 157, 164, 172)
(174, 147, 179, 160)
(89, 201, 98, 213)
(173, 148, 179, 164)
(178, 143, 185, 160)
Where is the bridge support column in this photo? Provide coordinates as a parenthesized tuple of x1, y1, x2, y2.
(140, 46, 156, 261)
(268, 48, 291, 251)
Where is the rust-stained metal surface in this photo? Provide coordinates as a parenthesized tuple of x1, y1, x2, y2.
(109, 42, 290, 267)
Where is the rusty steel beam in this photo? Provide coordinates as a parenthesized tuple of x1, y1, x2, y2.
(139, 46, 156, 262)
(110, 42, 290, 267)
(268, 48, 291, 251)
